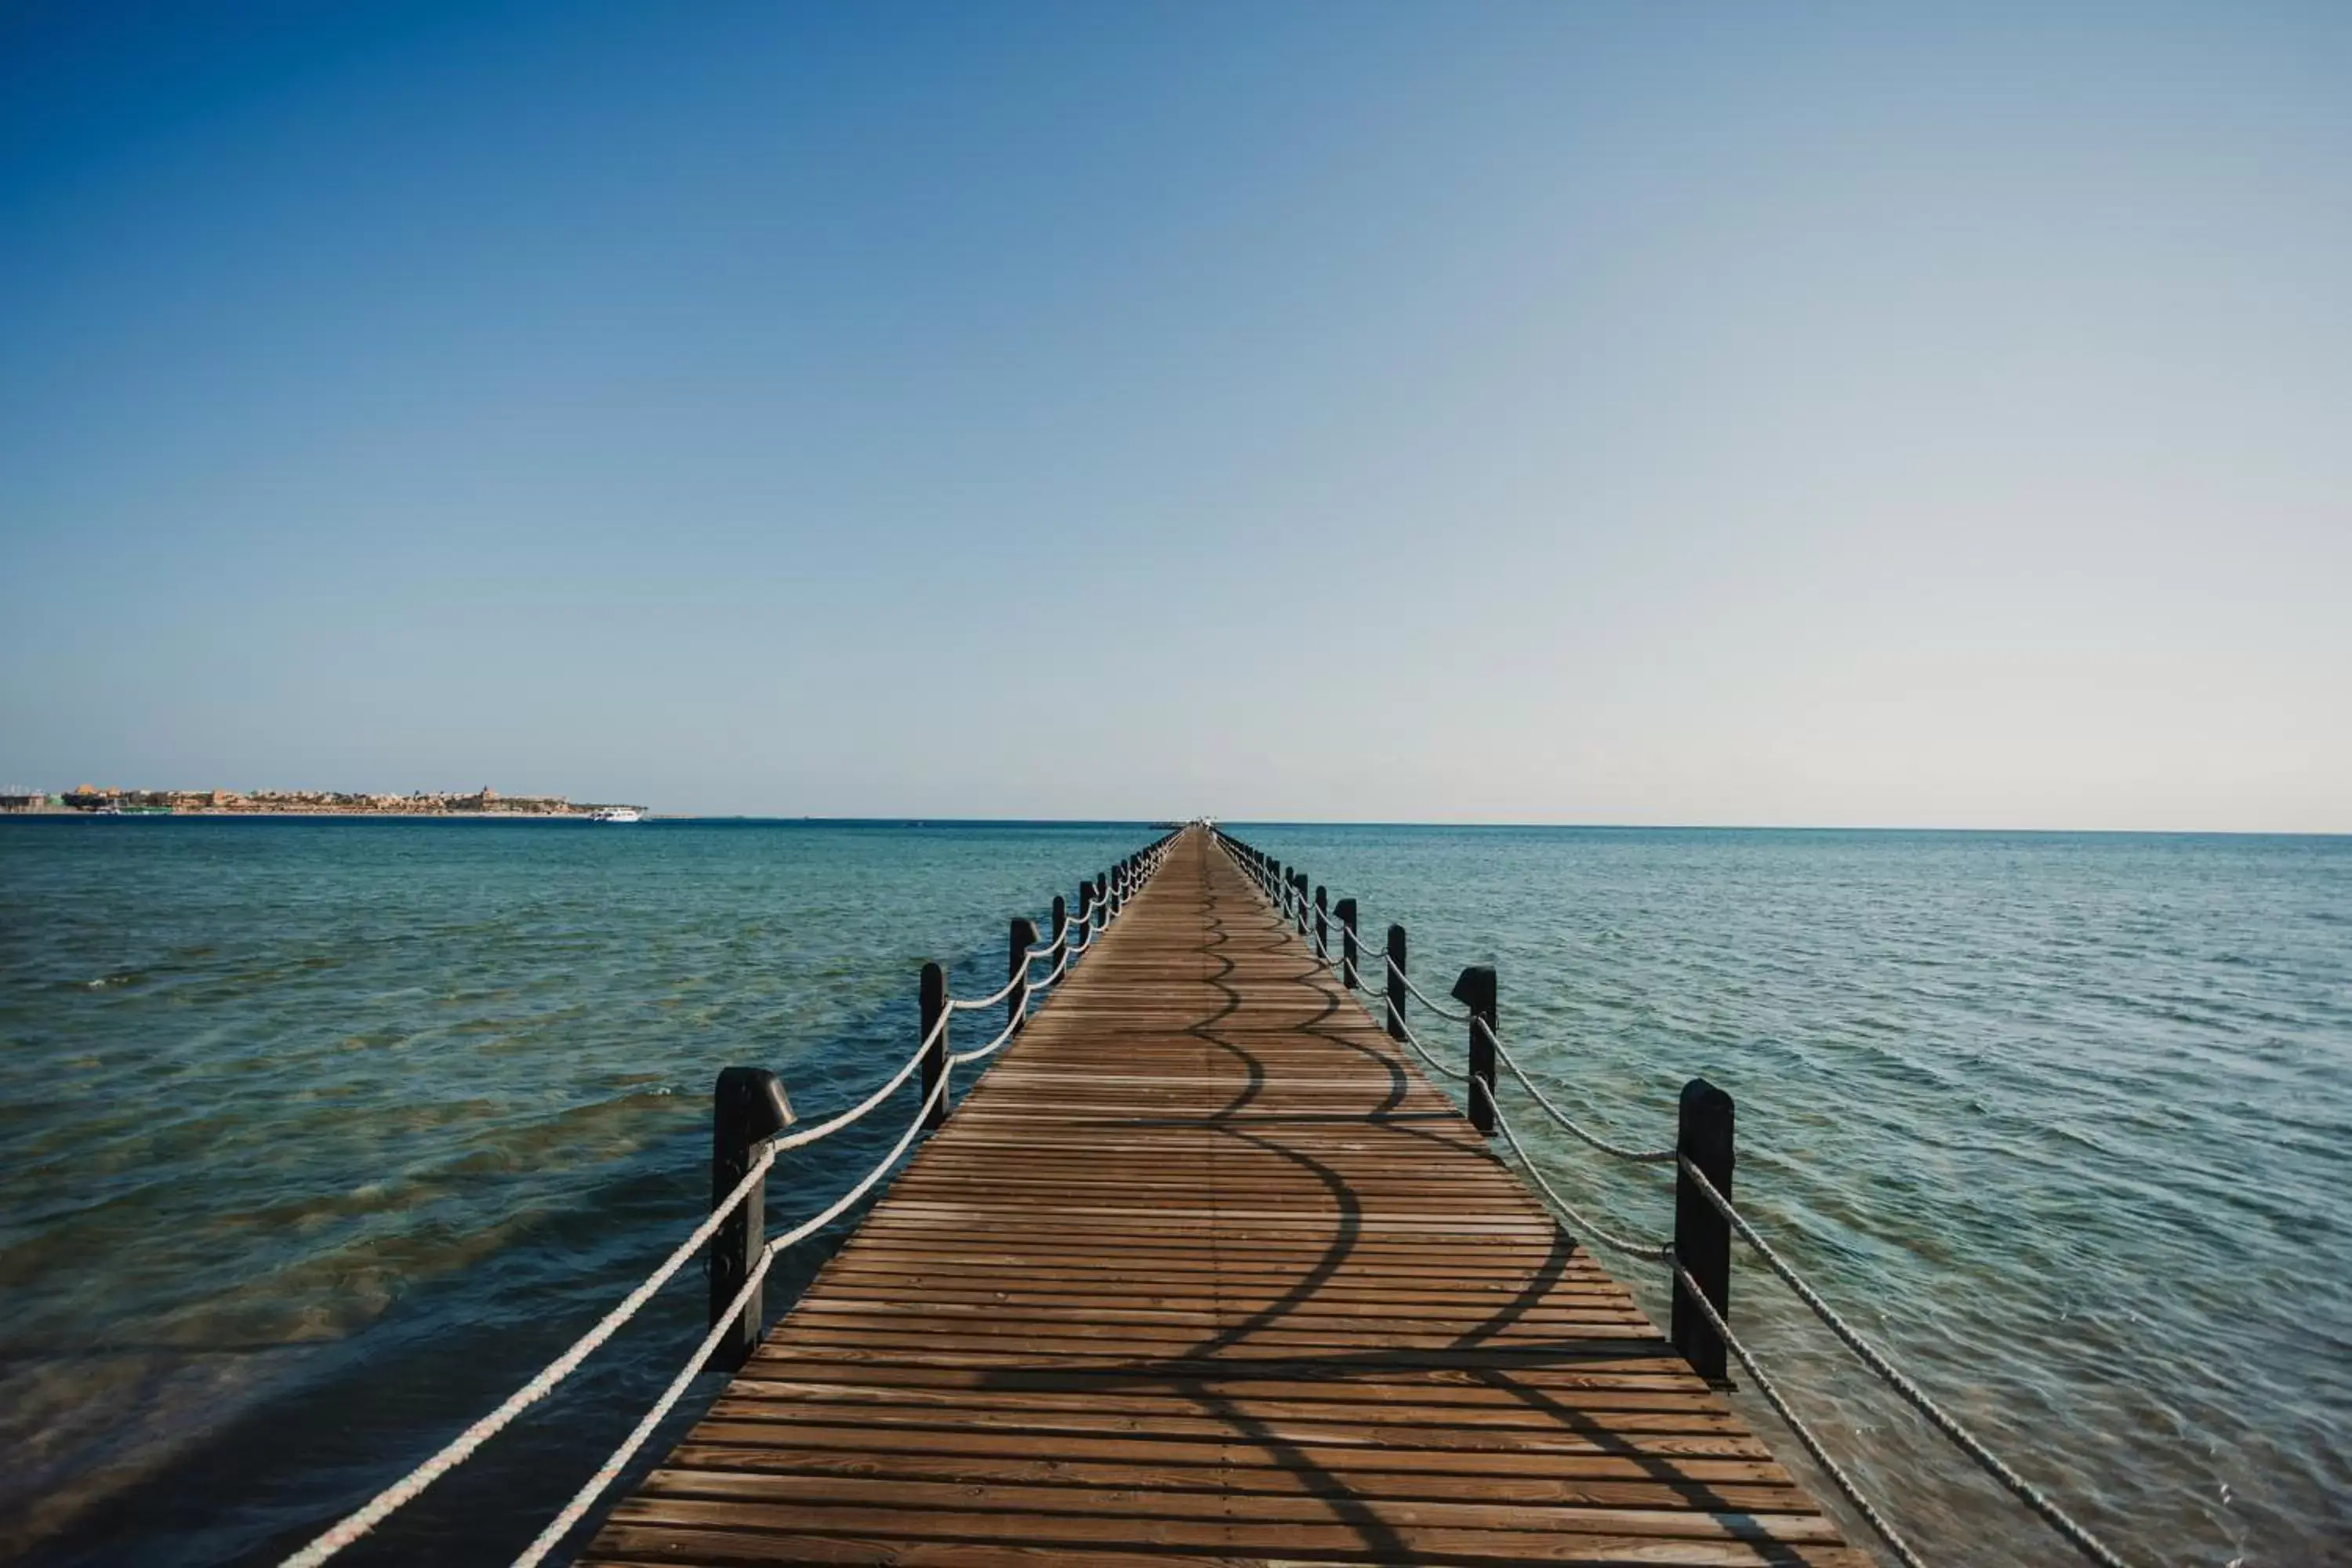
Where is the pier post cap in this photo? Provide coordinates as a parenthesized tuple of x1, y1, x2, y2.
(1334, 897, 1356, 922)
(713, 1065, 795, 1137)
(1450, 964, 1496, 1015)
(1677, 1077, 1735, 1147)
(1678, 1076, 1733, 1115)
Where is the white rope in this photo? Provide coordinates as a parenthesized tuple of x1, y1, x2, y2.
(767, 1005, 942, 1154)
(510, 1067, 949, 1568)
(1677, 1158, 2133, 1567)
(275, 1147, 778, 1568)
(1665, 1254, 1928, 1568)
(1490, 1100, 1670, 1259)
(950, 967, 1026, 1013)
(1026, 943, 1070, 992)
(1379, 949, 1472, 1021)
(1220, 842, 1468, 1023)
(1218, 829, 2122, 1567)
(510, 1241, 775, 1568)
(1391, 1008, 1471, 1083)
(287, 840, 1182, 1568)
(1476, 1017, 1677, 1164)
(949, 1007, 1022, 1065)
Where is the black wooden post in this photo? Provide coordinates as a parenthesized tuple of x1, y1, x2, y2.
(1314, 885, 1328, 961)
(1074, 880, 1093, 949)
(1293, 874, 1308, 936)
(1452, 965, 1497, 1134)
(1335, 898, 1358, 989)
(710, 1066, 793, 1369)
(919, 961, 949, 1131)
(1671, 1078, 1736, 1385)
(1009, 916, 1039, 1035)
(1050, 894, 1067, 965)
(1385, 924, 1407, 1041)
(1094, 873, 1108, 918)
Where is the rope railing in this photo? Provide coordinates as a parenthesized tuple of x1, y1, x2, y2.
(1389, 1007, 1472, 1083)
(1676, 1156, 2132, 1568)
(1490, 1100, 1668, 1258)
(1380, 951, 1471, 1020)
(1025, 942, 1071, 994)
(278, 827, 1181, 1568)
(1664, 1251, 1928, 1568)
(1476, 1015, 1676, 1164)
(1250, 851, 1472, 1021)
(274, 1147, 782, 1568)
(512, 1063, 954, 1568)
(949, 1007, 1024, 1066)
(1208, 826, 2135, 1568)
(950, 967, 1029, 1013)
(769, 1005, 944, 1153)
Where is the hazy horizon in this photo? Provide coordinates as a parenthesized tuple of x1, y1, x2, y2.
(5, 4, 2346, 833)
(8, 810, 2347, 839)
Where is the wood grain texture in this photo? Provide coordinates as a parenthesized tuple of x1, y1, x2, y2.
(586, 827, 1859, 1566)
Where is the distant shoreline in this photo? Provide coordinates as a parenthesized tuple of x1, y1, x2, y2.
(2, 786, 648, 819)
(0, 806, 652, 821)
(0, 811, 2340, 837)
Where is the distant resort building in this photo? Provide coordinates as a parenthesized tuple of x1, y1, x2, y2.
(31, 785, 635, 817)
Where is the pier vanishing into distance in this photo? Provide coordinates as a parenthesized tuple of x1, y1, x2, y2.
(284, 825, 2132, 1568)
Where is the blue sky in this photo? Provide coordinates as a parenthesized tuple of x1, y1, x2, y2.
(2, 2, 2346, 828)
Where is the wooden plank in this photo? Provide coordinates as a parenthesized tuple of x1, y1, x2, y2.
(586, 826, 1859, 1566)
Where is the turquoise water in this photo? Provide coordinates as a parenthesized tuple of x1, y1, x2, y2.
(1237, 824, 2352, 1567)
(2, 820, 2346, 1565)
(0, 818, 1155, 1566)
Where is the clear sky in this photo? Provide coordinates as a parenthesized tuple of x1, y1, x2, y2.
(2, 2, 2345, 829)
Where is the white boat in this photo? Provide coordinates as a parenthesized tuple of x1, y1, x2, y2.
(590, 806, 644, 823)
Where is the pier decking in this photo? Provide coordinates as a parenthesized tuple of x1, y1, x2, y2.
(584, 826, 1860, 1566)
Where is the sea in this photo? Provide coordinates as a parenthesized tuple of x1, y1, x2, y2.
(0, 818, 2344, 1566)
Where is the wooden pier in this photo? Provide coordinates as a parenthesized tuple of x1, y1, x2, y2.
(583, 826, 1862, 1566)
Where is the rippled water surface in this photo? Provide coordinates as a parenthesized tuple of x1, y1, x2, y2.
(2, 819, 2347, 1566)
(1238, 824, 2350, 1567)
(0, 818, 1157, 1566)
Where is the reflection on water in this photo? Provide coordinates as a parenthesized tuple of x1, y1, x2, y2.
(2, 819, 2346, 1566)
